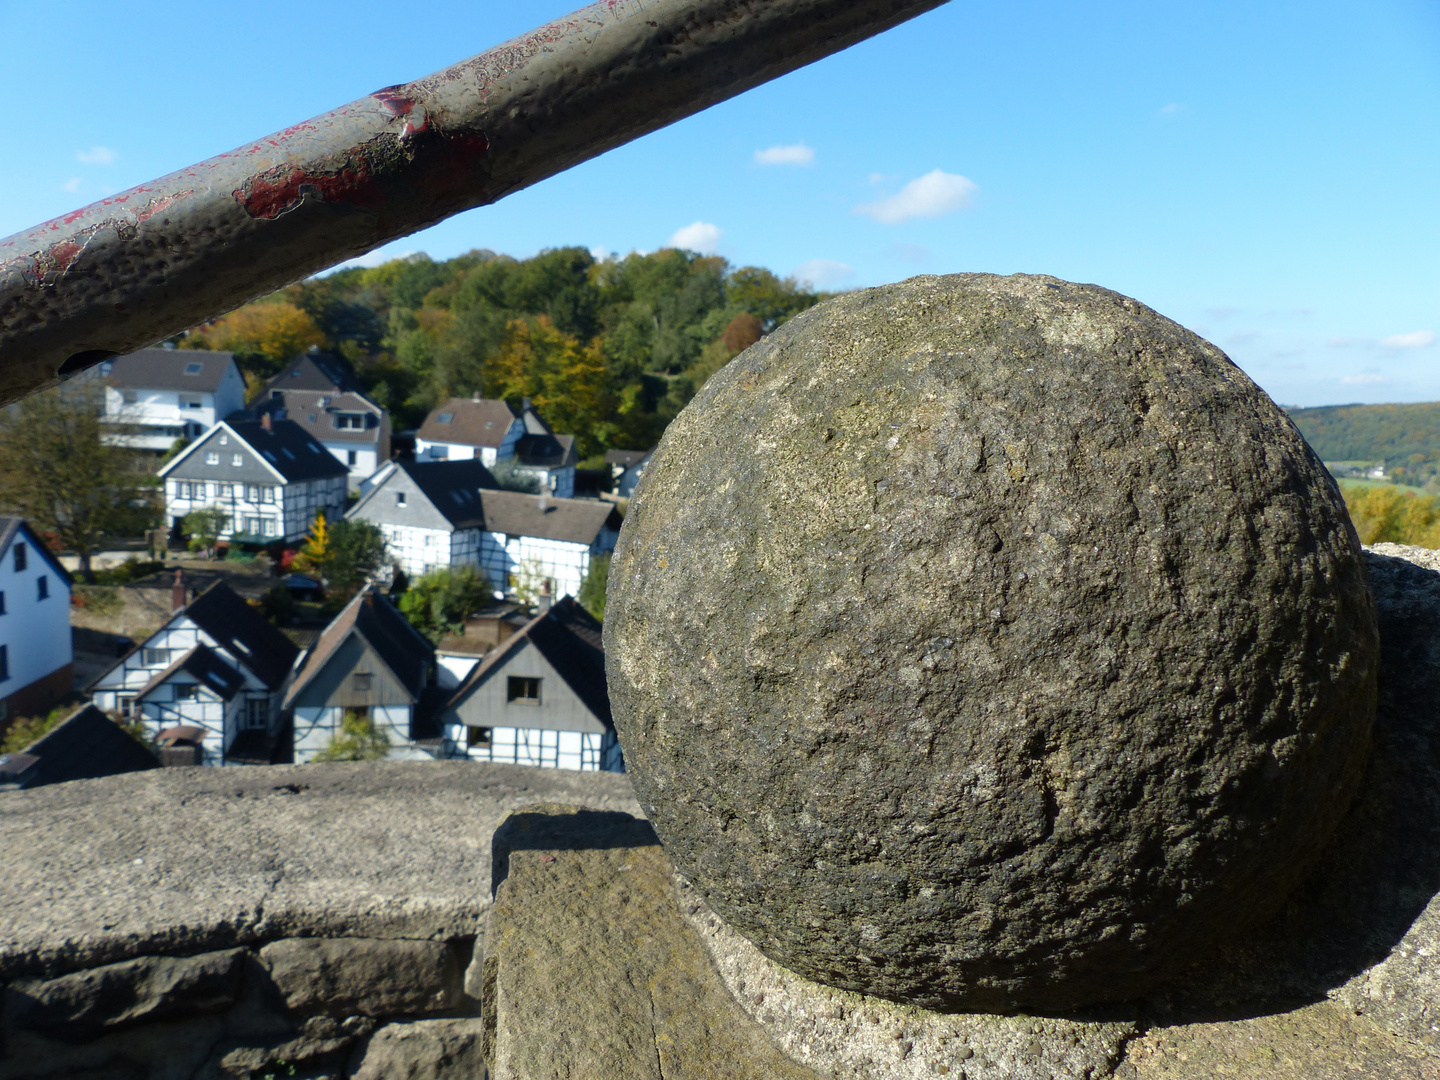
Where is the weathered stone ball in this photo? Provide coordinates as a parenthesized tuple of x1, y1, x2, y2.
(603, 274, 1378, 1013)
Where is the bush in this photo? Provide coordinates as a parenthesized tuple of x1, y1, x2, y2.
(397, 565, 493, 643)
(72, 586, 123, 616)
(578, 553, 609, 621)
(1342, 481, 1440, 547)
(90, 558, 163, 586)
(313, 710, 390, 761)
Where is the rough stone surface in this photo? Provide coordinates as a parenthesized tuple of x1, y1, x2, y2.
(6, 948, 247, 1041)
(482, 804, 824, 1080)
(0, 760, 640, 979)
(607, 272, 1379, 1011)
(259, 938, 462, 1019)
(348, 1018, 488, 1080)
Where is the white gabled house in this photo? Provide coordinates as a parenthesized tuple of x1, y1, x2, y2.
(158, 415, 350, 545)
(507, 405, 579, 498)
(415, 396, 525, 466)
(440, 596, 622, 772)
(0, 518, 73, 732)
(348, 460, 621, 598)
(284, 587, 440, 763)
(89, 580, 301, 766)
(258, 354, 392, 492)
(89, 348, 247, 453)
(604, 448, 654, 498)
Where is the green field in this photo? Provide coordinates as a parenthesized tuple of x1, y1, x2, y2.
(1288, 402, 1440, 488)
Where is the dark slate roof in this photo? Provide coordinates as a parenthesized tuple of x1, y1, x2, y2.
(286, 587, 434, 706)
(98, 348, 237, 392)
(11, 705, 157, 788)
(262, 352, 360, 395)
(417, 398, 517, 448)
(175, 419, 350, 482)
(350, 459, 500, 530)
(134, 644, 246, 702)
(447, 597, 611, 728)
(183, 582, 300, 690)
(604, 448, 653, 468)
(515, 432, 578, 470)
(0, 517, 72, 587)
(477, 490, 620, 545)
(251, 388, 386, 446)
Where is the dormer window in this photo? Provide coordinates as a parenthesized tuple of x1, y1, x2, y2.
(319, 397, 330, 408)
(271, 390, 283, 400)
(335, 414, 365, 431)
(184, 362, 203, 375)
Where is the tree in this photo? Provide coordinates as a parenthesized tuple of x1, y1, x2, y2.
(397, 565, 494, 642)
(295, 514, 388, 604)
(1342, 482, 1440, 546)
(183, 508, 229, 558)
(0, 383, 154, 578)
(184, 301, 326, 378)
(313, 709, 390, 761)
(578, 554, 610, 622)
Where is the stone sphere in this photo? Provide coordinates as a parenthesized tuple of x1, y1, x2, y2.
(604, 274, 1379, 1013)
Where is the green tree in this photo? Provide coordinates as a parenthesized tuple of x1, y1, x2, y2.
(398, 565, 494, 643)
(1342, 482, 1440, 546)
(578, 554, 610, 622)
(0, 382, 154, 578)
(183, 508, 229, 558)
(296, 515, 388, 604)
(313, 710, 390, 761)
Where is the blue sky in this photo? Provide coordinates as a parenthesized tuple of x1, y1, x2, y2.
(2, 0, 1437, 407)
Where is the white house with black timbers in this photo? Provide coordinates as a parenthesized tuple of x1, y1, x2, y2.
(0, 518, 73, 732)
(349, 461, 621, 597)
(158, 415, 349, 545)
(285, 587, 440, 762)
(89, 580, 299, 766)
(258, 354, 391, 492)
(440, 596, 622, 772)
(505, 404, 579, 498)
(89, 348, 247, 453)
(605, 448, 653, 498)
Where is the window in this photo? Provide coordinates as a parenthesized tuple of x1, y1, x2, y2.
(262, 519, 278, 537)
(467, 726, 491, 748)
(122, 389, 138, 404)
(352, 673, 373, 692)
(0, 590, 6, 614)
(36, 576, 48, 601)
(507, 676, 541, 704)
(247, 485, 260, 501)
(347, 450, 357, 466)
(436, 412, 454, 424)
(336, 414, 364, 431)
(319, 396, 331, 408)
(13, 543, 25, 572)
(232, 454, 243, 467)
(271, 390, 283, 400)
(206, 452, 219, 465)
(262, 488, 275, 504)
(118, 695, 135, 718)
(184, 362, 204, 375)
(220, 434, 229, 445)
(246, 517, 261, 535)
(179, 394, 203, 409)
(429, 445, 448, 459)
(219, 483, 231, 497)
(143, 648, 170, 666)
(395, 492, 407, 507)
(174, 683, 197, 700)
(244, 698, 267, 729)
(0, 644, 8, 681)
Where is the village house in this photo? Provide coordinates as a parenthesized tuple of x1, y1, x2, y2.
(0, 704, 157, 791)
(285, 587, 440, 763)
(605, 447, 654, 497)
(507, 404, 580, 498)
(348, 460, 621, 597)
(89, 348, 247, 453)
(415, 395, 525, 466)
(439, 596, 622, 772)
(89, 579, 300, 766)
(257, 354, 391, 492)
(0, 518, 73, 731)
(157, 415, 349, 545)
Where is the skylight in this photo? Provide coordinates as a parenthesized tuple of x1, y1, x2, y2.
(184, 362, 203, 375)
(437, 413, 454, 424)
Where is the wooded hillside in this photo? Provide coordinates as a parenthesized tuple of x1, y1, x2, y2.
(1287, 402, 1440, 488)
(180, 248, 827, 461)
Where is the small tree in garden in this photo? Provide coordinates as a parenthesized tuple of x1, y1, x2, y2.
(397, 565, 493, 643)
(183, 508, 229, 558)
(294, 514, 388, 606)
(313, 710, 390, 761)
(292, 511, 332, 574)
(578, 554, 610, 622)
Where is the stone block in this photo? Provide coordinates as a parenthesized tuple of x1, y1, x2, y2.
(5, 948, 247, 1042)
(258, 938, 462, 1019)
(348, 1018, 488, 1080)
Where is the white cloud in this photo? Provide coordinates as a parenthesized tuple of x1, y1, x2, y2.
(754, 144, 814, 166)
(667, 221, 722, 254)
(793, 259, 855, 289)
(60, 178, 83, 193)
(855, 170, 978, 225)
(1382, 330, 1437, 349)
(589, 246, 612, 263)
(76, 146, 117, 165)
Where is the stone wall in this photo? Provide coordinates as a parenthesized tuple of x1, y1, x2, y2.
(0, 761, 640, 1080)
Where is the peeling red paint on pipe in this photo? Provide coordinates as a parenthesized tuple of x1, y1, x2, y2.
(0, 0, 950, 406)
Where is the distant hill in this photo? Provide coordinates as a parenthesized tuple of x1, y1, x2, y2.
(1287, 402, 1440, 484)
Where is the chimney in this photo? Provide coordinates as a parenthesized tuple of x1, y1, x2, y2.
(261, 412, 273, 432)
(172, 568, 186, 612)
(472, 389, 481, 402)
(521, 396, 532, 414)
(539, 578, 552, 615)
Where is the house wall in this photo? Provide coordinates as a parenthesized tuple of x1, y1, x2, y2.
(377, 524, 458, 579)
(514, 465, 576, 499)
(134, 678, 239, 766)
(477, 532, 601, 601)
(454, 726, 611, 771)
(292, 704, 420, 764)
(321, 441, 382, 493)
(444, 638, 606, 737)
(102, 368, 245, 450)
(164, 476, 345, 545)
(0, 537, 72, 725)
(417, 418, 523, 467)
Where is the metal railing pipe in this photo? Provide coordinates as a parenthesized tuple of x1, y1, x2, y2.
(0, 0, 947, 406)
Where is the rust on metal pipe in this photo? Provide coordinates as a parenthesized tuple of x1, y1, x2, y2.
(0, 0, 947, 406)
